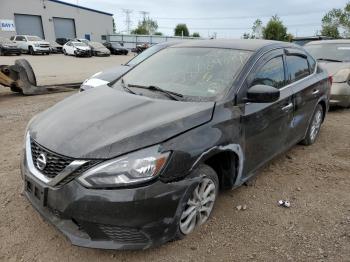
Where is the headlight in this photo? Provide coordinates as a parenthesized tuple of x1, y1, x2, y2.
(79, 78, 109, 92)
(77, 146, 170, 188)
(332, 69, 350, 83)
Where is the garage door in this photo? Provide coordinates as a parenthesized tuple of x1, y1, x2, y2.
(53, 18, 76, 39)
(14, 14, 44, 39)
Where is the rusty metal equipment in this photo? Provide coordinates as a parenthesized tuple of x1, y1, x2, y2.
(0, 59, 80, 95)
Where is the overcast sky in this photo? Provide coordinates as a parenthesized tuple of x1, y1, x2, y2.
(62, 0, 348, 38)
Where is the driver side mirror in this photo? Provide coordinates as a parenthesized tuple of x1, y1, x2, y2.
(246, 85, 280, 103)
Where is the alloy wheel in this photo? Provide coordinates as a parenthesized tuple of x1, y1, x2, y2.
(310, 109, 322, 142)
(179, 178, 217, 235)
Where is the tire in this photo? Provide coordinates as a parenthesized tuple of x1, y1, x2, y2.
(300, 104, 324, 146)
(10, 86, 23, 94)
(174, 164, 219, 240)
(74, 51, 78, 57)
(15, 59, 37, 86)
(29, 46, 35, 55)
(63, 49, 67, 56)
(0, 48, 3, 56)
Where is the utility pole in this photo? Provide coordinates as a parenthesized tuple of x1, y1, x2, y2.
(122, 9, 133, 34)
(139, 11, 149, 22)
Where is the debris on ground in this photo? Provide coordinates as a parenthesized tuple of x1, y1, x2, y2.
(278, 200, 291, 208)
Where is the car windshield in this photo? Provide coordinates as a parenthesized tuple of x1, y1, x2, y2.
(0, 37, 12, 44)
(27, 36, 42, 41)
(126, 44, 163, 66)
(118, 47, 251, 99)
(73, 42, 86, 47)
(305, 43, 350, 62)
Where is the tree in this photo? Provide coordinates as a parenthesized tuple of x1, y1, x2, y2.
(321, 24, 340, 38)
(192, 32, 200, 37)
(131, 18, 158, 35)
(242, 19, 263, 39)
(174, 24, 189, 37)
(262, 15, 288, 41)
(154, 32, 163, 36)
(320, 3, 350, 38)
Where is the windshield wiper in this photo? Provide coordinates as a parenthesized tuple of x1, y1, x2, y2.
(120, 78, 137, 95)
(317, 58, 343, 62)
(127, 84, 183, 101)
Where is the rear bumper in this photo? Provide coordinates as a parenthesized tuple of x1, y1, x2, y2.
(22, 162, 197, 250)
(330, 83, 350, 107)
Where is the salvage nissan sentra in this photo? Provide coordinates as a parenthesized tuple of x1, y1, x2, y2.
(21, 40, 330, 250)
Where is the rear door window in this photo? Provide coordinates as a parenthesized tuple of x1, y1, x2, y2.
(286, 55, 310, 83)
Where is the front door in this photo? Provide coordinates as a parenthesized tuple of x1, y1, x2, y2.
(240, 49, 294, 177)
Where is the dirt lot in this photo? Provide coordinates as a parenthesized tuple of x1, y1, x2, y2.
(0, 54, 133, 85)
(0, 88, 349, 262)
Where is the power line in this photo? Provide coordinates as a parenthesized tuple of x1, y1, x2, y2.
(158, 22, 321, 31)
(153, 10, 327, 20)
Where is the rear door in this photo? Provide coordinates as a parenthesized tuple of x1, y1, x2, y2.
(284, 49, 321, 144)
(240, 49, 294, 176)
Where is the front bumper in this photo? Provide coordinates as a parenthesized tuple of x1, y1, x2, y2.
(75, 50, 91, 57)
(330, 82, 350, 107)
(22, 161, 197, 250)
(33, 47, 50, 53)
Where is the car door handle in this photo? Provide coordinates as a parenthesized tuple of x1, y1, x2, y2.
(282, 103, 293, 112)
(312, 89, 320, 95)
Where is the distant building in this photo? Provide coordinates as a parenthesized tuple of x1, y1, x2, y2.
(0, 0, 113, 42)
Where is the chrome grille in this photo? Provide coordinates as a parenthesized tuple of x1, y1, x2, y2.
(30, 139, 72, 179)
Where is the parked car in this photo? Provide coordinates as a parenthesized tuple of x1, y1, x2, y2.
(88, 41, 111, 56)
(80, 41, 182, 91)
(22, 39, 330, 250)
(0, 37, 21, 56)
(56, 38, 70, 46)
(49, 42, 63, 54)
(132, 42, 149, 54)
(74, 38, 90, 45)
(292, 36, 333, 46)
(305, 40, 350, 107)
(63, 41, 91, 57)
(103, 42, 128, 55)
(10, 35, 50, 55)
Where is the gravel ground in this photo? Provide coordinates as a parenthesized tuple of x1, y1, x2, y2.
(0, 53, 133, 85)
(0, 89, 349, 262)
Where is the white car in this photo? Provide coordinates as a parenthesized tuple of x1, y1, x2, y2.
(63, 41, 92, 57)
(10, 35, 50, 55)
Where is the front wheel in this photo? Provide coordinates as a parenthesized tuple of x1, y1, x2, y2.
(176, 165, 219, 239)
(300, 104, 324, 146)
(29, 46, 35, 55)
(63, 49, 67, 56)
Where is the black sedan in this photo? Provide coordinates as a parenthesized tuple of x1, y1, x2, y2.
(22, 40, 330, 250)
(0, 37, 21, 56)
(103, 42, 128, 55)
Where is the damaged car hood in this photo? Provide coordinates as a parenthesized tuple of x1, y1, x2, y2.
(29, 86, 215, 159)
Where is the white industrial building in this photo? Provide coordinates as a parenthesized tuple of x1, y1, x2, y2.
(0, 0, 113, 42)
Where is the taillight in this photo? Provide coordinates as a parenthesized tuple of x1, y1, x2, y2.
(328, 76, 333, 85)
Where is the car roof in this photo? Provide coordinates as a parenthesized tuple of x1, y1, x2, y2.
(172, 39, 295, 51)
(305, 39, 350, 45)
